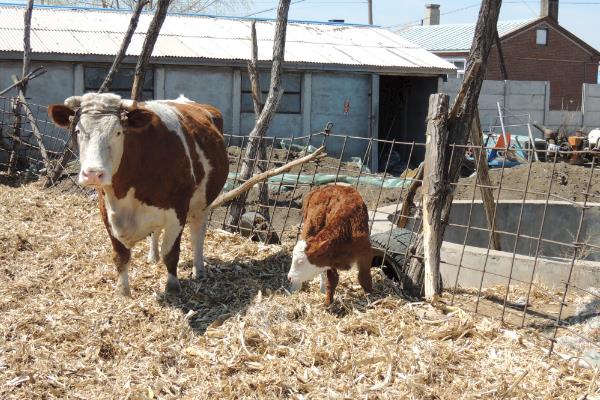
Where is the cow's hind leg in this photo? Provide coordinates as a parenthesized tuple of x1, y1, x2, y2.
(147, 229, 161, 264)
(189, 212, 208, 279)
(357, 255, 373, 295)
(162, 220, 185, 294)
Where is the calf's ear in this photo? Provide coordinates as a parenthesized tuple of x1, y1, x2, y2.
(48, 105, 75, 128)
(126, 108, 154, 131)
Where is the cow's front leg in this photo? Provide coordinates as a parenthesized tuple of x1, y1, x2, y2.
(161, 220, 185, 294)
(189, 212, 208, 279)
(109, 234, 132, 296)
(147, 229, 161, 264)
(99, 192, 131, 296)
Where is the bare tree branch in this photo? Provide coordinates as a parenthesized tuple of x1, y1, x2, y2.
(99, 0, 149, 93)
(131, 0, 169, 101)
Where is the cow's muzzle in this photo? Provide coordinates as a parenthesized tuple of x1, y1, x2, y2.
(79, 167, 109, 187)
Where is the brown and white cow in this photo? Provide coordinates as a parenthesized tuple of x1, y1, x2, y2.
(48, 93, 228, 296)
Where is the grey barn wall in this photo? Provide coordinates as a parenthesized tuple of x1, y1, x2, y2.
(162, 66, 234, 133)
(442, 77, 600, 135)
(310, 72, 371, 159)
(0, 61, 77, 107)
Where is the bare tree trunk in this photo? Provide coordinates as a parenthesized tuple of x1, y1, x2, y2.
(441, 0, 503, 223)
(99, 0, 149, 93)
(226, 0, 291, 231)
(471, 111, 501, 251)
(421, 94, 450, 299)
(247, 20, 271, 221)
(7, 0, 34, 175)
(131, 0, 169, 101)
(405, 0, 503, 297)
(494, 29, 508, 80)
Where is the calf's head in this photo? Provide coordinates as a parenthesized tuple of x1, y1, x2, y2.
(48, 93, 153, 187)
(287, 240, 322, 292)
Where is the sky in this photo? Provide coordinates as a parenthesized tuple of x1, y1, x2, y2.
(243, 0, 600, 51)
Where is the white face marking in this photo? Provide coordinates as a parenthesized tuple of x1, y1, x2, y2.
(287, 240, 326, 292)
(77, 113, 124, 187)
(143, 101, 197, 183)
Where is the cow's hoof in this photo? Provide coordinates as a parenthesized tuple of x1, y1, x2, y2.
(193, 263, 206, 280)
(165, 274, 181, 294)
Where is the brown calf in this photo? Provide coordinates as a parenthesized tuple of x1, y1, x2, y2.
(287, 184, 373, 305)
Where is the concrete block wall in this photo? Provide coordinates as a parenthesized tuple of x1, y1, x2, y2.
(442, 77, 600, 136)
(584, 83, 600, 129)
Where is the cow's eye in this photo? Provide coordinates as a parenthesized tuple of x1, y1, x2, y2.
(116, 131, 121, 136)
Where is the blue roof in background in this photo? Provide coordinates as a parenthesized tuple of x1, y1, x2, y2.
(395, 19, 539, 52)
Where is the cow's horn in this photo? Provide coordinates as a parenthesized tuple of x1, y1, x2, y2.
(64, 95, 82, 109)
(120, 99, 135, 111)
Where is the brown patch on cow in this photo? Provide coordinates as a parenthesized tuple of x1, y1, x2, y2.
(168, 102, 229, 206)
(301, 185, 373, 303)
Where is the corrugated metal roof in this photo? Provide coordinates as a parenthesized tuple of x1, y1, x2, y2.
(395, 19, 540, 52)
(0, 5, 456, 74)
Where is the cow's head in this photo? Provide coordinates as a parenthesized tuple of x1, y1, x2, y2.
(48, 93, 153, 187)
(287, 240, 322, 292)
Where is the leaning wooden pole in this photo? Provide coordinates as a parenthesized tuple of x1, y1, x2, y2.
(247, 20, 271, 220)
(421, 93, 450, 299)
(99, 0, 149, 93)
(471, 111, 501, 251)
(7, 0, 34, 175)
(131, 0, 169, 101)
(226, 0, 291, 230)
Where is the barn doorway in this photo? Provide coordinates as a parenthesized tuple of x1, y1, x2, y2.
(377, 75, 439, 173)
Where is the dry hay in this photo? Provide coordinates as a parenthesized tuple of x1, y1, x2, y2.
(1, 183, 599, 399)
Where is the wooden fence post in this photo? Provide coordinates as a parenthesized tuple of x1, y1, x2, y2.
(422, 93, 450, 299)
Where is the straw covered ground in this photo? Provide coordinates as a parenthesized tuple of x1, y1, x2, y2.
(1, 182, 599, 399)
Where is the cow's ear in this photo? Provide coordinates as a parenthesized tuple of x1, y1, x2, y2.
(48, 105, 74, 128)
(126, 108, 154, 131)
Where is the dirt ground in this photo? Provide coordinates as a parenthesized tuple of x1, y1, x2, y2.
(1, 183, 598, 399)
(454, 162, 600, 203)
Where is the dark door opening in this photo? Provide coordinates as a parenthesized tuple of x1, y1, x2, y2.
(377, 75, 438, 173)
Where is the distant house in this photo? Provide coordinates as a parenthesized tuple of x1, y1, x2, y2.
(0, 4, 456, 169)
(396, 0, 600, 111)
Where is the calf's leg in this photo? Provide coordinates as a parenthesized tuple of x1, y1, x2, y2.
(189, 212, 208, 279)
(357, 255, 373, 294)
(325, 269, 339, 306)
(319, 271, 328, 294)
